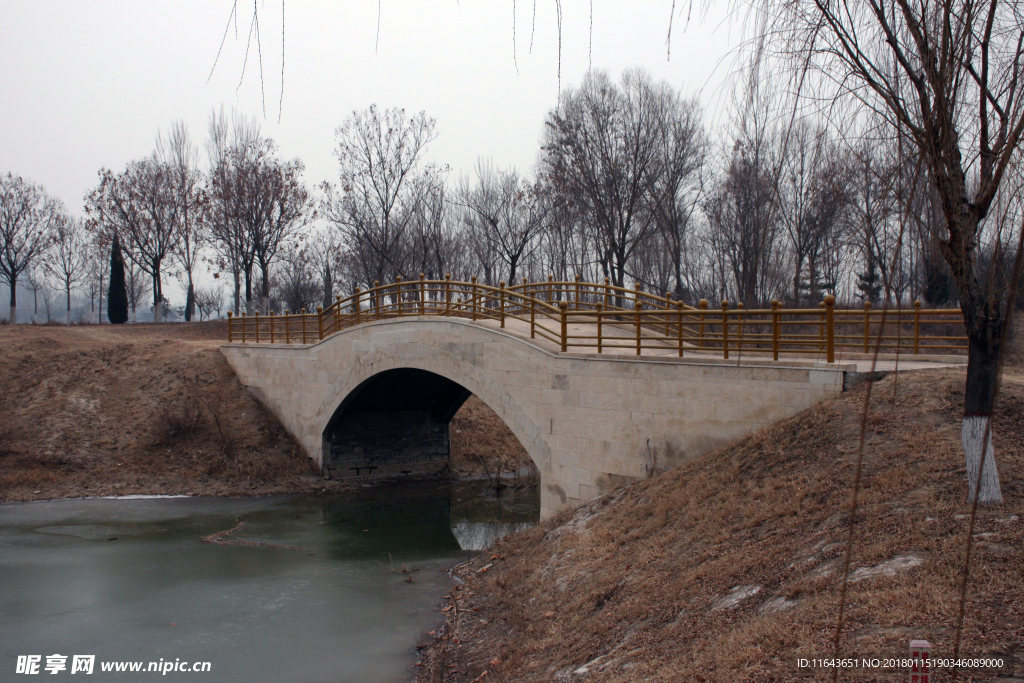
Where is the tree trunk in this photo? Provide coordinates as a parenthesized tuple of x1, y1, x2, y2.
(185, 281, 195, 322)
(244, 266, 253, 315)
(962, 328, 1004, 504)
(152, 267, 163, 324)
(8, 275, 16, 325)
(66, 286, 71, 326)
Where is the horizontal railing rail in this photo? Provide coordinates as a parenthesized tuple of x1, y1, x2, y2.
(226, 275, 968, 363)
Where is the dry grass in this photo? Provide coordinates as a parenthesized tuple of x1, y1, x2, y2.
(0, 322, 329, 500)
(418, 369, 1024, 682)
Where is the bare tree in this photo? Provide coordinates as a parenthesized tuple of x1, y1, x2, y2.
(772, 0, 1024, 502)
(323, 105, 439, 287)
(647, 93, 707, 299)
(158, 120, 208, 321)
(87, 233, 112, 324)
(458, 161, 549, 285)
(779, 124, 851, 304)
(23, 266, 47, 324)
(194, 285, 224, 320)
(0, 173, 60, 324)
(207, 108, 263, 314)
(43, 215, 89, 325)
(274, 240, 321, 314)
(85, 158, 180, 323)
(542, 69, 664, 290)
(124, 257, 151, 323)
(248, 153, 310, 312)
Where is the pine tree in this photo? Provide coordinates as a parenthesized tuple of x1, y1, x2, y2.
(855, 251, 882, 305)
(107, 235, 129, 324)
(322, 262, 333, 310)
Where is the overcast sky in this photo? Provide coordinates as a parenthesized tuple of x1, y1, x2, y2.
(2, 1, 746, 208)
(1, 1, 746, 311)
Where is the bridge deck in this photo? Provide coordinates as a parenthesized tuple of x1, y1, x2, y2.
(472, 316, 967, 374)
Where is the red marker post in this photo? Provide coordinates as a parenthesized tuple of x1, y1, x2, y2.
(909, 640, 931, 683)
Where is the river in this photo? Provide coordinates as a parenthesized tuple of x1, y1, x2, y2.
(0, 480, 538, 682)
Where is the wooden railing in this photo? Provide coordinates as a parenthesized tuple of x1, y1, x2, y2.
(226, 276, 968, 363)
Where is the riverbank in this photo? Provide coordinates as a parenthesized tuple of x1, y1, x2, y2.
(416, 369, 1024, 682)
(0, 322, 530, 502)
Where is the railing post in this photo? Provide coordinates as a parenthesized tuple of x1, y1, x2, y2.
(604, 277, 611, 309)
(825, 295, 835, 363)
(698, 299, 708, 349)
(316, 306, 323, 340)
(284, 310, 290, 343)
(597, 303, 604, 354)
(269, 311, 275, 343)
(354, 287, 361, 325)
(676, 302, 684, 357)
(374, 281, 381, 319)
(737, 302, 745, 354)
(395, 276, 403, 316)
(559, 301, 568, 352)
(499, 281, 506, 328)
(635, 299, 643, 356)
(917, 301, 925, 356)
(721, 300, 729, 360)
(548, 274, 554, 303)
(574, 274, 581, 310)
(664, 291, 672, 336)
(530, 296, 536, 338)
(254, 312, 260, 343)
(471, 276, 478, 321)
(227, 310, 234, 342)
(240, 312, 246, 343)
(771, 299, 780, 361)
(419, 273, 426, 315)
(819, 301, 826, 351)
(445, 274, 451, 317)
(300, 308, 306, 343)
(522, 277, 528, 314)
(863, 300, 871, 352)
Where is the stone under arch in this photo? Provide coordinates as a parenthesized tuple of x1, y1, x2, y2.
(313, 341, 553, 482)
(321, 368, 471, 477)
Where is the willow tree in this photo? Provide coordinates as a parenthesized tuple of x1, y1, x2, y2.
(770, 0, 1024, 503)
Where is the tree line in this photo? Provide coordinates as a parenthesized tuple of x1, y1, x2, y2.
(8, 65, 1020, 329)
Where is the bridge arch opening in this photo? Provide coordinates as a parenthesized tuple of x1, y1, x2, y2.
(321, 367, 485, 479)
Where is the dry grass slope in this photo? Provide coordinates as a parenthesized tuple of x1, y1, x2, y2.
(0, 323, 326, 500)
(419, 369, 1024, 683)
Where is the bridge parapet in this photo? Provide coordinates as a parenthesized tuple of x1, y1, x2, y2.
(226, 277, 967, 362)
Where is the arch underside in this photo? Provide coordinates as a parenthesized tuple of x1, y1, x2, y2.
(321, 368, 472, 478)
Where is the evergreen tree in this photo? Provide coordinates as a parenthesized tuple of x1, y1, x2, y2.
(107, 235, 129, 324)
(322, 261, 333, 310)
(855, 250, 882, 305)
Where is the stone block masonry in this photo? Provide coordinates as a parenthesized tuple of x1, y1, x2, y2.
(222, 317, 849, 519)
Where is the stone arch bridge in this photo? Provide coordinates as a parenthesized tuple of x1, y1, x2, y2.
(220, 277, 965, 518)
(221, 317, 853, 519)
